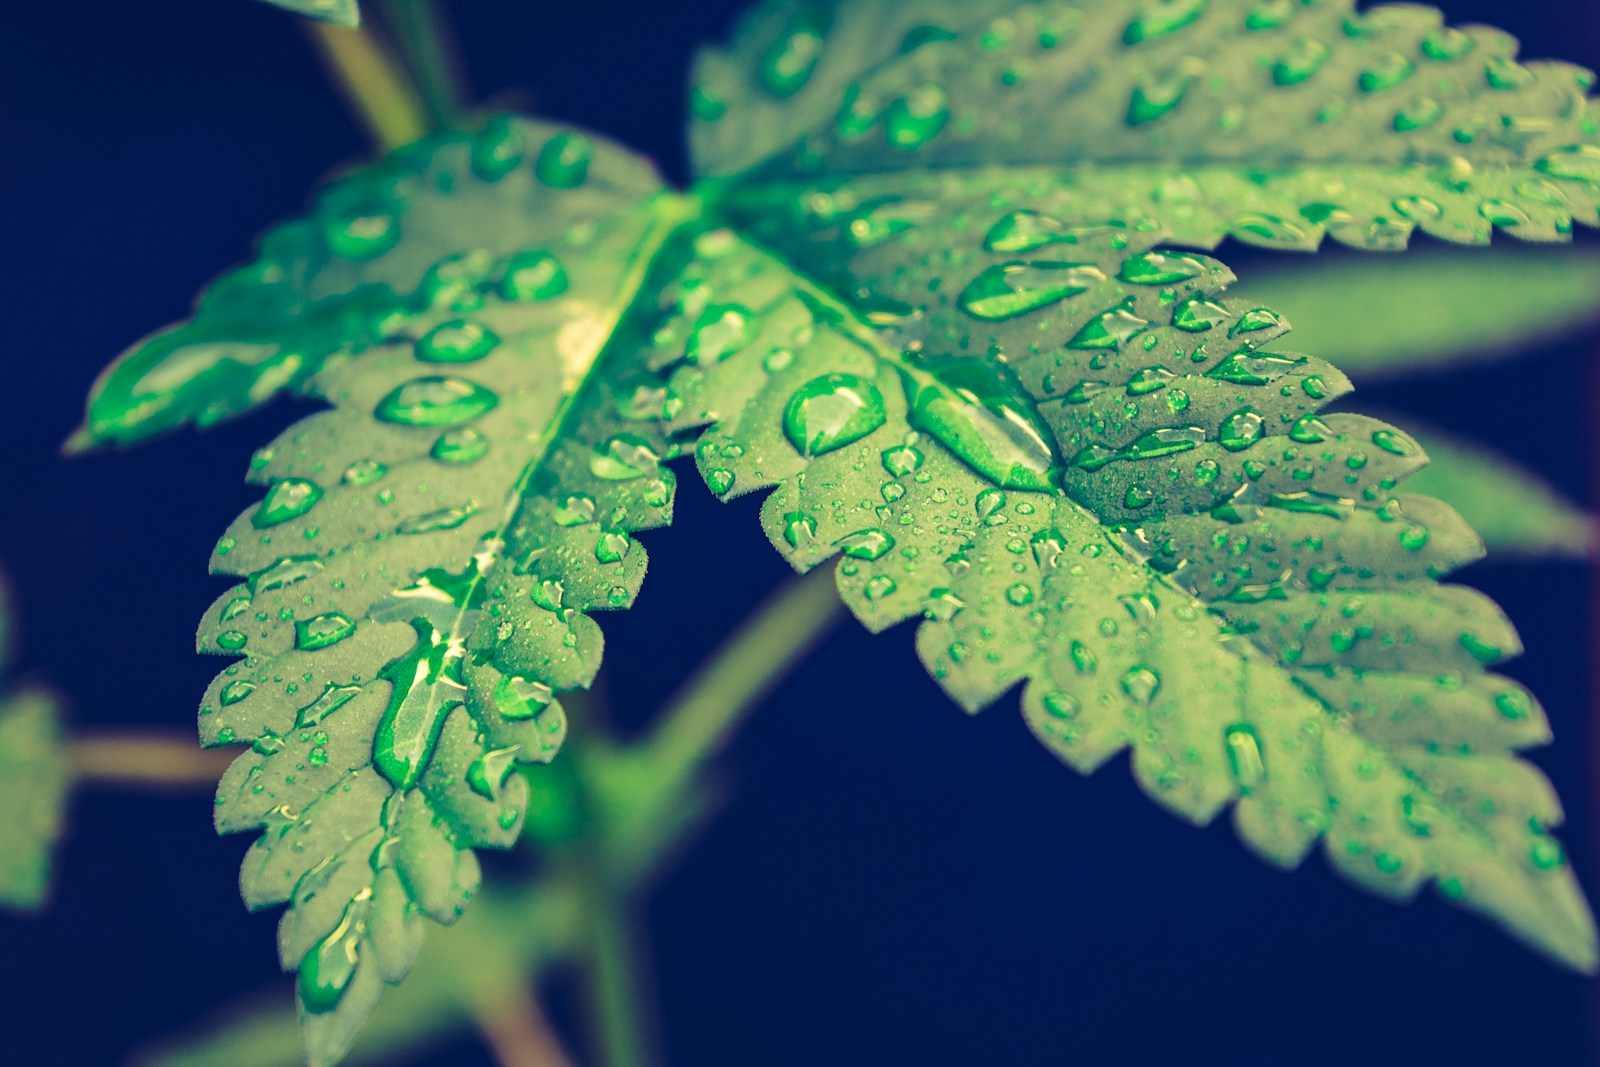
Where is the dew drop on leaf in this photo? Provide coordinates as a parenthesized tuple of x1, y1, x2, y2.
(254, 478, 324, 528)
(375, 377, 499, 427)
(782, 373, 887, 456)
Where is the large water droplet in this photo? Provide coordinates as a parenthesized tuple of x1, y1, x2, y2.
(298, 898, 366, 1014)
(431, 427, 489, 464)
(1535, 145, 1600, 183)
(1123, 0, 1208, 44)
(1119, 250, 1208, 285)
(471, 115, 524, 181)
(373, 619, 467, 789)
(783, 373, 887, 456)
(295, 613, 357, 651)
(760, 7, 826, 96)
(957, 261, 1105, 320)
(686, 305, 753, 365)
(494, 674, 553, 721)
(296, 682, 362, 728)
(416, 319, 498, 364)
(535, 132, 592, 188)
(884, 85, 949, 149)
(590, 435, 661, 480)
(1359, 53, 1415, 92)
(375, 377, 499, 427)
(1272, 37, 1331, 85)
(501, 250, 569, 301)
(254, 478, 323, 529)
(1224, 723, 1266, 793)
(1066, 298, 1150, 349)
(902, 357, 1058, 491)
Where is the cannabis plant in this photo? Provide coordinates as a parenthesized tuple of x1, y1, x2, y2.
(6, 0, 1600, 1063)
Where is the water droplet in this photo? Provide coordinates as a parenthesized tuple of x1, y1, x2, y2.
(217, 631, 248, 651)
(1123, 0, 1207, 44)
(1484, 56, 1533, 90)
(984, 210, 1068, 253)
(902, 357, 1058, 491)
(687, 305, 752, 365)
(220, 680, 255, 706)
(1272, 38, 1332, 85)
(590, 435, 661, 480)
(471, 115, 524, 181)
(1370, 429, 1411, 456)
(494, 674, 552, 721)
(1224, 723, 1265, 792)
(1006, 582, 1034, 606)
(298, 898, 366, 1013)
(1120, 666, 1161, 703)
(1420, 26, 1474, 61)
(1393, 97, 1443, 131)
(1127, 71, 1194, 125)
(254, 478, 323, 528)
(783, 373, 887, 456)
(957, 261, 1105, 320)
(416, 319, 498, 364)
(1530, 837, 1566, 870)
(690, 84, 728, 122)
(1172, 296, 1228, 332)
(884, 85, 949, 149)
(1041, 691, 1080, 718)
(1398, 525, 1429, 551)
(1392, 195, 1444, 221)
(501, 251, 569, 301)
(248, 555, 323, 594)
(397, 504, 477, 535)
(431, 427, 489, 464)
(783, 512, 817, 550)
(1066, 298, 1149, 349)
(1458, 632, 1501, 664)
(760, 8, 826, 96)
(863, 575, 897, 600)
(1534, 145, 1600, 183)
(535, 132, 591, 188)
(1070, 641, 1098, 674)
(1493, 690, 1531, 721)
(296, 682, 362, 728)
(342, 459, 387, 485)
(373, 619, 467, 789)
(705, 467, 736, 495)
(844, 199, 929, 248)
(468, 746, 521, 801)
(881, 443, 924, 476)
(323, 211, 399, 260)
(1119, 250, 1207, 285)
(1219, 407, 1265, 451)
(1359, 53, 1415, 92)
(375, 377, 498, 427)
(831, 528, 892, 562)
(295, 613, 356, 651)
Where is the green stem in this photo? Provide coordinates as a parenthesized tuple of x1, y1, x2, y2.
(70, 732, 234, 791)
(302, 18, 428, 151)
(583, 889, 657, 1067)
(639, 566, 847, 792)
(471, 985, 577, 1067)
(379, 0, 469, 129)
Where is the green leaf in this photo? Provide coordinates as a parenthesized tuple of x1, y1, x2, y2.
(1230, 248, 1600, 379)
(693, 0, 1600, 250)
(651, 220, 1596, 969)
(1382, 416, 1594, 559)
(84, 2, 1600, 1056)
(72, 116, 661, 450)
(161, 118, 693, 1067)
(0, 579, 68, 911)
(259, 0, 361, 28)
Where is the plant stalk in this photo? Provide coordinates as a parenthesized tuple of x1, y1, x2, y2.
(582, 889, 657, 1067)
(302, 19, 428, 151)
(472, 987, 577, 1067)
(70, 732, 233, 791)
(639, 566, 848, 793)
(379, 0, 469, 128)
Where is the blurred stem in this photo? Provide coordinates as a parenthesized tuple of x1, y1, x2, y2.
(303, 19, 428, 151)
(582, 888, 656, 1067)
(70, 732, 232, 791)
(472, 988, 577, 1067)
(639, 566, 847, 793)
(379, 0, 469, 128)
(574, 568, 845, 1067)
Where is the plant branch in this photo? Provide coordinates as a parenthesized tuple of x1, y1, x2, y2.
(378, 0, 469, 129)
(581, 889, 657, 1067)
(471, 987, 577, 1067)
(70, 731, 232, 791)
(302, 19, 428, 151)
(639, 565, 847, 791)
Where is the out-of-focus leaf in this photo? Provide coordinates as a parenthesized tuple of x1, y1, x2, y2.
(0, 579, 68, 911)
(1232, 249, 1600, 379)
(1384, 416, 1594, 558)
(260, 0, 360, 28)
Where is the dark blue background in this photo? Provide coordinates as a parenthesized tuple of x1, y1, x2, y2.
(2, 1, 1599, 1064)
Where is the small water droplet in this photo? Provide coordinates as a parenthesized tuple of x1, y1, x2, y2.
(501, 251, 569, 301)
(957, 261, 1105, 320)
(590, 435, 661, 480)
(884, 85, 949, 149)
(431, 427, 489, 464)
(535, 132, 591, 188)
(1224, 723, 1265, 793)
(295, 613, 356, 651)
(761, 8, 826, 96)
(1272, 37, 1331, 85)
(494, 675, 552, 721)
